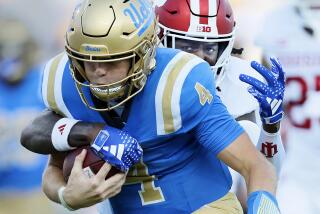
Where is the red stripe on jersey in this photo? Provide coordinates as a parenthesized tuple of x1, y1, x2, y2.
(200, 0, 209, 24)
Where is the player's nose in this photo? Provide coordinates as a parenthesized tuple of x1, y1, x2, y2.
(95, 64, 109, 77)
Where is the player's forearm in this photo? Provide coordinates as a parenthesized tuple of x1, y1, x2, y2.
(21, 110, 61, 154)
(218, 133, 277, 194)
(242, 154, 277, 195)
(42, 164, 66, 204)
(42, 153, 68, 204)
(68, 122, 104, 148)
(21, 110, 104, 154)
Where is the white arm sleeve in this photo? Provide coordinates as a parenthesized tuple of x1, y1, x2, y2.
(257, 129, 285, 176)
(238, 120, 285, 176)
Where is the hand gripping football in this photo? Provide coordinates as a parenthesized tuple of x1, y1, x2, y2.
(63, 145, 121, 182)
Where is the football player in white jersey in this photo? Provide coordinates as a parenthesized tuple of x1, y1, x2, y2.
(256, 0, 320, 213)
(155, 0, 286, 211)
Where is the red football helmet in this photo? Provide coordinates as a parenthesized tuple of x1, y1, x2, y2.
(156, 0, 235, 83)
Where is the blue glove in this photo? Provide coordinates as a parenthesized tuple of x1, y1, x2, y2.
(240, 58, 285, 124)
(247, 191, 280, 214)
(91, 126, 143, 172)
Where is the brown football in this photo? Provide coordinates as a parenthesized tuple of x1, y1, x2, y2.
(63, 145, 121, 182)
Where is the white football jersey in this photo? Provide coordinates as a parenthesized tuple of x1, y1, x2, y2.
(217, 56, 260, 119)
(256, 3, 320, 213)
(218, 56, 263, 194)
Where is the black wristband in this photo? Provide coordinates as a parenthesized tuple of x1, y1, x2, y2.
(262, 122, 280, 133)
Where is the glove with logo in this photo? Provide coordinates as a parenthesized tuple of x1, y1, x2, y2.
(91, 126, 143, 172)
(240, 58, 285, 125)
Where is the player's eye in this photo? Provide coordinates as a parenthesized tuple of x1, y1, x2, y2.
(205, 46, 218, 55)
(181, 45, 199, 53)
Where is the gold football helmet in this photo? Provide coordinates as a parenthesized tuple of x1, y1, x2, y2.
(65, 0, 157, 111)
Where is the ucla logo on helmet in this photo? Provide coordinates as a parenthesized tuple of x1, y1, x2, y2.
(123, 0, 154, 36)
(85, 46, 101, 52)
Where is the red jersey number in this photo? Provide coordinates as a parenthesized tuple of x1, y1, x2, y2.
(286, 75, 320, 129)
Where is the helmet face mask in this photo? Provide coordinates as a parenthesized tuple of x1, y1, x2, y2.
(156, 0, 235, 84)
(66, 0, 157, 111)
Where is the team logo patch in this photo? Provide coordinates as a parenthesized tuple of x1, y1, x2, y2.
(85, 46, 101, 52)
(195, 82, 213, 106)
(196, 25, 212, 33)
(123, 0, 154, 36)
(80, 44, 108, 54)
(261, 142, 278, 158)
(58, 124, 66, 135)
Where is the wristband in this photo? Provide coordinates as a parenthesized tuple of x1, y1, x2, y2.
(51, 118, 79, 151)
(58, 186, 75, 211)
(261, 128, 280, 138)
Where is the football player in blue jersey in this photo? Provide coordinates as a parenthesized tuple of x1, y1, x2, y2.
(21, 0, 280, 213)
(0, 17, 49, 213)
(155, 0, 285, 212)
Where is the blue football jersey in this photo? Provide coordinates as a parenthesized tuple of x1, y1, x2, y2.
(42, 48, 244, 213)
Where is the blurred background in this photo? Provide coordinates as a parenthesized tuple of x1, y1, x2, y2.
(0, 1, 98, 213)
(0, 0, 319, 213)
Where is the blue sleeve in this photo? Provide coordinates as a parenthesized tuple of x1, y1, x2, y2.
(178, 61, 216, 132)
(195, 95, 244, 156)
(176, 59, 244, 154)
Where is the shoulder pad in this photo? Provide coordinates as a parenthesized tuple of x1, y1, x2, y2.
(154, 51, 215, 135)
(217, 57, 260, 118)
(41, 53, 73, 117)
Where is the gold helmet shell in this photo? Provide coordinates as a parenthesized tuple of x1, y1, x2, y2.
(65, 0, 157, 111)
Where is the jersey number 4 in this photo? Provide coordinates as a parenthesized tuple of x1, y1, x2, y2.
(126, 160, 165, 205)
(195, 82, 213, 106)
